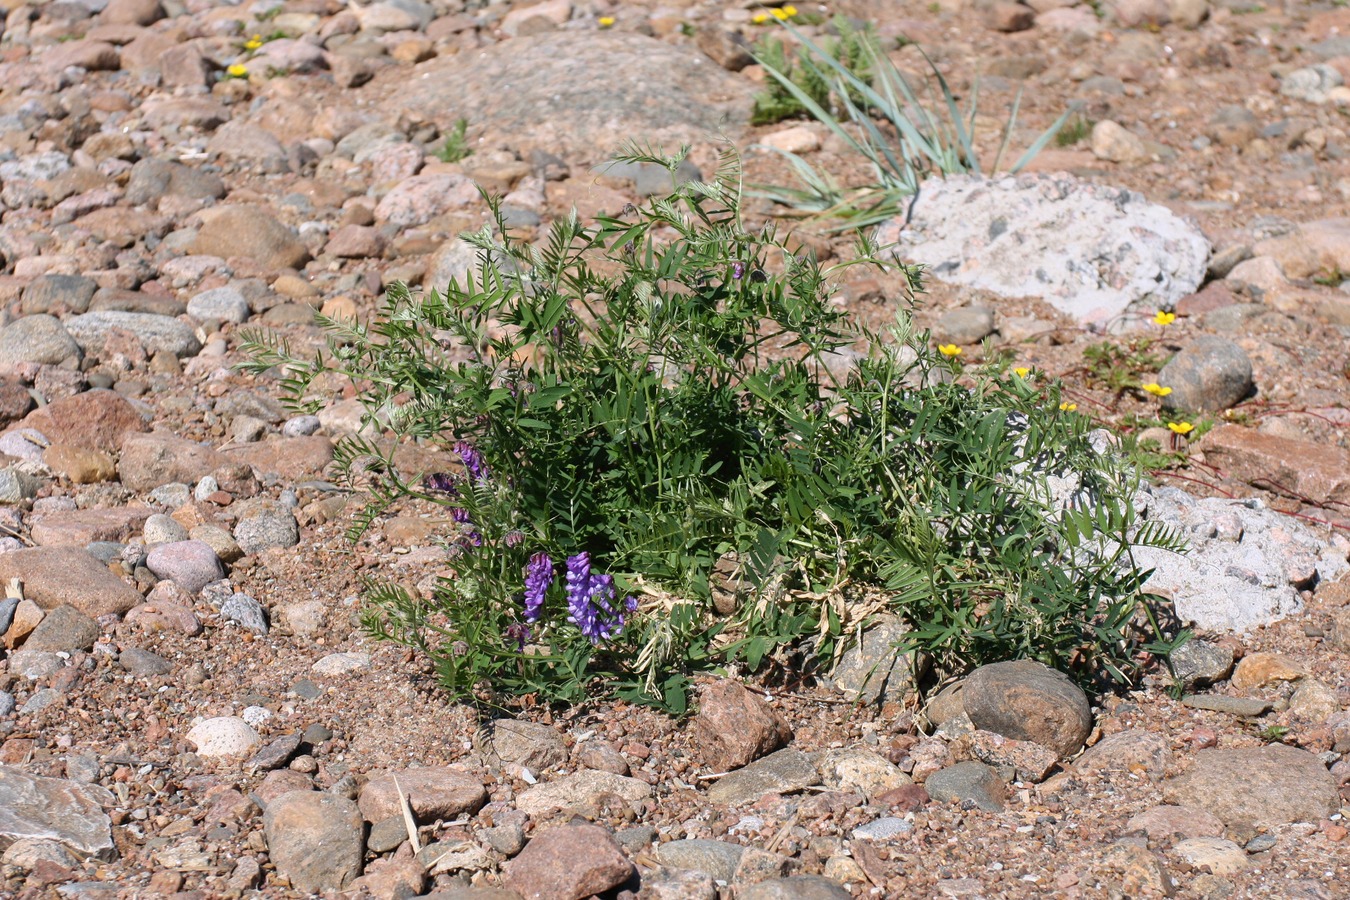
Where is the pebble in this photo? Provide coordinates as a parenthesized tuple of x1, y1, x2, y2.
(220, 593, 269, 634)
(1163, 744, 1339, 826)
(706, 748, 821, 807)
(186, 287, 251, 325)
(357, 766, 489, 823)
(515, 769, 652, 816)
(657, 839, 745, 883)
(311, 651, 372, 676)
(0, 768, 116, 860)
(184, 717, 262, 759)
(1170, 640, 1235, 689)
(852, 816, 914, 840)
(233, 510, 300, 555)
(934, 306, 996, 345)
(116, 646, 173, 676)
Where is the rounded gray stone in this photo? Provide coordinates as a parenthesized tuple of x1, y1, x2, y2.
(144, 540, 226, 593)
(923, 761, 1006, 812)
(962, 659, 1092, 756)
(263, 790, 364, 893)
(1158, 335, 1253, 413)
(22, 605, 99, 652)
(233, 513, 300, 555)
(934, 306, 996, 345)
(0, 315, 82, 368)
(186, 287, 251, 325)
(64, 311, 202, 359)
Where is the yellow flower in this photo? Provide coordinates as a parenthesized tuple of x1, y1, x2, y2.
(1059, 401, 1078, 412)
(244, 35, 263, 50)
(1141, 383, 1172, 397)
(226, 63, 248, 78)
(937, 344, 962, 357)
(1167, 421, 1194, 435)
(598, 15, 615, 27)
(752, 11, 770, 23)
(1152, 310, 1177, 326)
(1013, 366, 1031, 378)
(772, 7, 791, 19)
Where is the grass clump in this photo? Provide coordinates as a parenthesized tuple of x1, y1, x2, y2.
(242, 145, 1185, 713)
(753, 24, 1076, 229)
(750, 20, 876, 126)
(435, 118, 473, 164)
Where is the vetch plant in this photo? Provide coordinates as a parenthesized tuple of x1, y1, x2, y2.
(242, 144, 1186, 712)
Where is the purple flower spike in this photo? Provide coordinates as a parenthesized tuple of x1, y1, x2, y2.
(454, 440, 489, 482)
(564, 552, 627, 644)
(732, 260, 746, 280)
(450, 507, 472, 524)
(504, 621, 531, 651)
(523, 552, 553, 624)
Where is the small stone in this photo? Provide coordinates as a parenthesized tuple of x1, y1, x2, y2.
(185, 717, 261, 759)
(0, 767, 116, 859)
(142, 514, 189, 545)
(479, 820, 527, 856)
(233, 512, 300, 555)
(1288, 679, 1339, 723)
(1230, 652, 1304, 691)
(248, 732, 303, 772)
(737, 875, 853, 899)
(962, 660, 1092, 756)
(934, 306, 995, 345)
(852, 817, 914, 840)
(924, 761, 1006, 812)
(357, 767, 488, 823)
(116, 646, 172, 676)
(1158, 336, 1254, 414)
(189, 206, 310, 271)
(706, 748, 821, 807)
(986, 1, 1035, 31)
(814, 747, 911, 796)
(1173, 837, 1248, 876)
(1074, 729, 1174, 776)
(263, 791, 364, 893)
(1280, 65, 1344, 104)
(220, 593, 268, 634)
(691, 679, 793, 771)
(1091, 120, 1149, 164)
(1124, 805, 1225, 842)
(504, 822, 634, 900)
(829, 615, 916, 704)
(186, 287, 251, 325)
(1170, 640, 1235, 690)
(486, 719, 568, 772)
(15, 604, 97, 653)
(656, 839, 744, 883)
(145, 541, 225, 593)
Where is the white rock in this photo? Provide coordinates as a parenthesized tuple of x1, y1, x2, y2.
(185, 717, 261, 759)
(311, 651, 372, 676)
(759, 125, 821, 154)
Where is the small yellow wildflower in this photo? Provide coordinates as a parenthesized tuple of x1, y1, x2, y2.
(1013, 366, 1031, 378)
(1167, 421, 1194, 435)
(1059, 401, 1078, 412)
(937, 344, 962, 357)
(1152, 310, 1177, 326)
(598, 15, 615, 27)
(752, 11, 770, 23)
(1141, 383, 1172, 397)
(772, 7, 791, 19)
(244, 34, 263, 50)
(783, 4, 798, 15)
(226, 63, 248, 78)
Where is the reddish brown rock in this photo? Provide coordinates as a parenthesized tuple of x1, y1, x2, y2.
(986, 2, 1035, 31)
(0, 547, 141, 617)
(221, 435, 333, 482)
(42, 444, 117, 484)
(1201, 426, 1350, 505)
(1230, 652, 1305, 691)
(29, 507, 154, 546)
(504, 823, 634, 900)
(118, 433, 230, 493)
(690, 679, 793, 771)
(101, 0, 164, 26)
(0, 379, 34, 425)
(43, 41, 122, 71)
(19, 389, 147, 455)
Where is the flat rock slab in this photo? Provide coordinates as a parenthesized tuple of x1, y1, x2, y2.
(0, 767, 116, 860)
(877, 173, 1210, 327)
(358, 767, 488, 823)
(514, 770, 652, 816)
(29, 507, 154, 546)
(262, 790, 364, 893)
(1200, 426, 1350, 507)
(377, 31, 756, 156)
(706, 748, 820, 807)
(1181, 695, 1273, 717)
(1162, 744, 1339, 826)
(0, 547, 141, 617)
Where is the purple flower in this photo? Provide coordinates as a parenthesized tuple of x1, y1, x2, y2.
(454, 440, 489, 482)
(523, 552, 553, 624)
(504, 621, 531, 651)
(732, 260, 746, 280)
(564, 552, 627, 644)
(450, 507, 472, 524)
(423, 472, 459, 495)
(504, 529, 524, 548)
